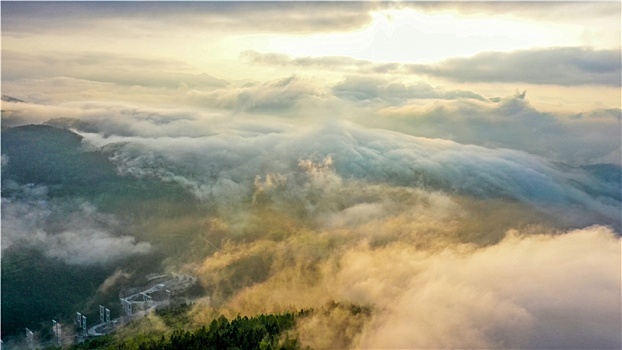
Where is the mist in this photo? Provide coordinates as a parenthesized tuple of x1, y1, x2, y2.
(3, 95, 620, 347)
(1, 1, 620, 348)
(1, 183, 151, 265)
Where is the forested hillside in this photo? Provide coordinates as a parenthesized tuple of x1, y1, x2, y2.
(62, 308, 305, 350)
(1, 125, 200, 338)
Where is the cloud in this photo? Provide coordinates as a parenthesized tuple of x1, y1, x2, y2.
(332, 75, 487, 102)
(0, 98, 227, 136)
(188, 75, 321, 114)
(71, 115, 620, 233)
(3, 91, 619, 229)
(390, 3, 620, 51)
(2, 2, 620, 345)
(2, 50, 228, 89)
(398, 2, 620, 21)
(2, 63, 619, 170)
(202, 178, 619, 349)
(241, 50, 387, 73)
(97, 269, 133, 294)
(4, 2, 618, 40)
(374, 95, 622, 166)
(1, 75, 323, 121)
(192, 194, 621, 348)
(346, 226, 621, 349)
(408, 47, 622, 86)
(399, 1, 621, 22)
(242, 47, 622, 88)
(1, 2, 377, 36)
(1, 184, 151, 266)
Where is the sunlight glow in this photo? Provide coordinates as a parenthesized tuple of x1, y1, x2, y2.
(254, 8, 586, 63)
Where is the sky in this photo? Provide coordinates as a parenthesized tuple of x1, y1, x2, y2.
(2, 1, 621, 112)
(2, 1, 622, 349)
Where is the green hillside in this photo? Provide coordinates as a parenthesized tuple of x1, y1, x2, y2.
(1, 125, 201, 338)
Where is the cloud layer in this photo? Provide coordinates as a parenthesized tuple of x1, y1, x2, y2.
(1, 183, 151, 265)
(50, 109, 617, 348)
(346, 226, 621, 348)
(72, 117, 618, 231)
(1, 2, 377, 36)
(2, 76, 620, 168)
(191, 176, 621, 348)
(1, 2, 620, 347)
(244, 47, 622, 87)
(409, 47, 622, 86)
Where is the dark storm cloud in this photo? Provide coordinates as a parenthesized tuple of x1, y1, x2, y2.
(408, 47, 622, 86)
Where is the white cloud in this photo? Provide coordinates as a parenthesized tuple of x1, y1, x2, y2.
(2, 2, 620, 345)
(373, 95, 621, 166)
(332, 75, 486, 102)
(345, 226, 621, 349)
(1, 188, 151, 266)
(194, 197, 621, 348)
(71, 116, 620, 232)
(408, 47, 622, 86)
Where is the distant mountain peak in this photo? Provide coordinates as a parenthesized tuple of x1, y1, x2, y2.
(1, 95, 25, 103)
(45, 117, 99, 133)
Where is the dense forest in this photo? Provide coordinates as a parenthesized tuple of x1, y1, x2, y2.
(54, 308, 306, 350)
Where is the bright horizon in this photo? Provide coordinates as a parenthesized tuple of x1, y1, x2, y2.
(2, 2, 621, 111)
